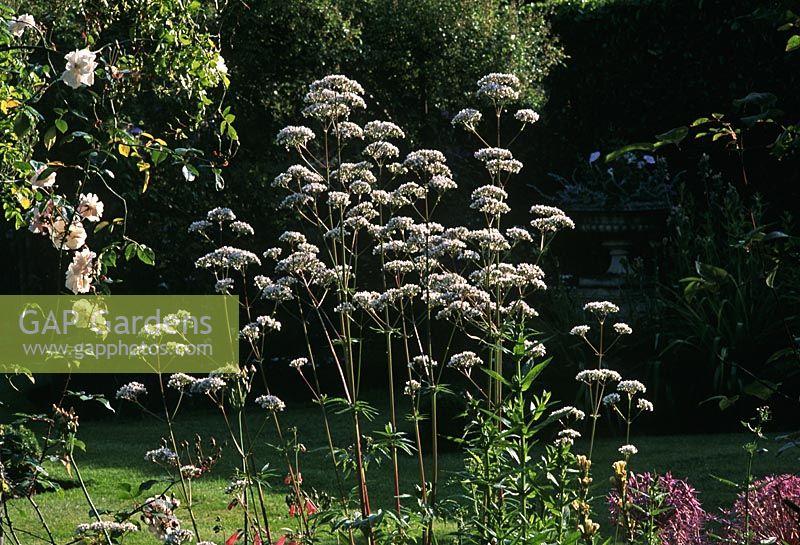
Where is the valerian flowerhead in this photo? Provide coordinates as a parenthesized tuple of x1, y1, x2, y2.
(116, 381, 147, 401)
(583, 300, 620, 319)
(289, 357, 308, 369)
(364, 120, 405, 141)
(514, 109, 540, 124)
(303, 75, 365, 121)
(617, 380, 646, 395)
(190, 376, 226, 395)
(447, 351, 483, 374)
(62, 48, 97, 89)
(404, 379, 421, 396)
(451, 108, 482, 130)
(530, 204, 575, 233)
(576, 369, 622, 384)
(255, 394, 285, 412)
(476, 73, 520, 103)
(613, 322, 633, 335)
(570, 325, 590, 337)
(207, 207, 236, 223)
(550, 406, 585, 421)
(276, 125, 315, 149)
(168, 373, 196, 391)
(618, 444, 638, 457)
(230, 221, 254, 236)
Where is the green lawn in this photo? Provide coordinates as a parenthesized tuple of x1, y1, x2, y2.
(4, 398, 797, 545)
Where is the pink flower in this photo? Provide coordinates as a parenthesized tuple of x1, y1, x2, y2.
(65, 248, 95, 294)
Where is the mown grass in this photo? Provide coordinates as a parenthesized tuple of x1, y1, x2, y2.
(4, 396, 797, 545)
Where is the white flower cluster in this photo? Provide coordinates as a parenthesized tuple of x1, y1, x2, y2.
(289, 357, 307, 369)
(575, 369, 622, 384)
(145, 447, 178, 466)
(230, 220, 254, 236)
(470, 184, 510, 216)
(276, 125, 315, 149)
(190, 377, 226, 395)
(530, 204, 575, 233)
(526, 340, 547, 359)
(476, 73, 520, 102)
(116, 381, 147, 401)
(556, 428, 581, 445)
(569, 325, 590, 337)
(451, 108, 482, 129)
(403, 149, 451, 178)
(364, 141, 400, 163)
(335, 121, 364, 140)
(583, 300, 620, 317)
(188, 220, 212, 234)
(255, 394, 286, 412)
(207, 207, 236, 222)
(364, 120, 405, 141)
(303, 75, 365, 121)
(404, 379, 421, 396)
(168, 373, 196, 391)
(550, 406, 586, 421)
(613, 322, 633, 335)
(618, 444, 638, 457)
(617, 380, 646, 395)
(76, 521, 138, 537)
(447, 351, 483, 373)
(195, 246, 261, 271)
(514, 109, 540, 124)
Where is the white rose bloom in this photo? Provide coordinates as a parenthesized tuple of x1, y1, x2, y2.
(29, 167, 56, 189)
(8, 14, 35, 37)
(62, 48, 98, 89)
(215, 54, 228, 75)
(77, 193, 104, 222)
(50, 217, 87, 250)
(65, 248, 95, 294)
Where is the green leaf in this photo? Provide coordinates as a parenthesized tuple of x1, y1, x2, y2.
(520, 360, 550, 392)
(137, 245, 155, 266)
(787, 34, 800, 52)
(480, 368, 510, 387)
(695, 261, 729, 281)
(124, 243, 137, 261)
(44, 126, 57, 150)
(709, 474, 740, 489)
(55, 119, 68, 133)
(654, 125, 689, 146)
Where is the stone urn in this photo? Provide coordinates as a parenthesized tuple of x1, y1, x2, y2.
(566, 205, 669, 287)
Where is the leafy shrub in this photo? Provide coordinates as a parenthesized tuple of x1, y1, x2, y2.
(0, 423, 41, 492)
